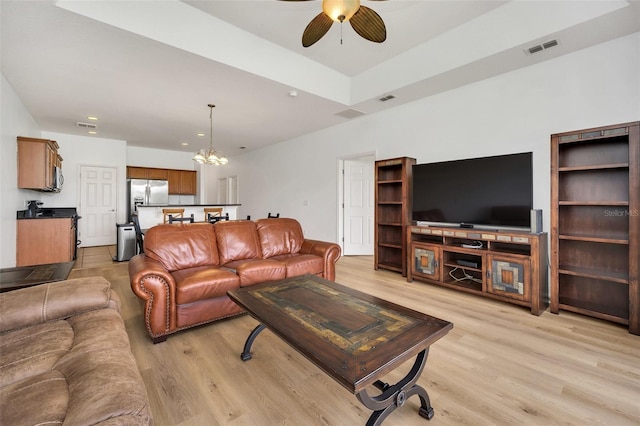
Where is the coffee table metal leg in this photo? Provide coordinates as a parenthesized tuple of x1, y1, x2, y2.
(240, 323, 266, 361)
(356, 348, 434, 425)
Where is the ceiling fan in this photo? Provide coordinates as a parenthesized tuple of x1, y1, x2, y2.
(282, 0, 387, 47)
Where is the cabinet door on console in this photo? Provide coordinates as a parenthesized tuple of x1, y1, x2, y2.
(411, 243, 441, 281)
(487, 254, 531, 302)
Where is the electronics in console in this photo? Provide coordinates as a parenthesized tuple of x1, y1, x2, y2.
(461, 241, 483, 249)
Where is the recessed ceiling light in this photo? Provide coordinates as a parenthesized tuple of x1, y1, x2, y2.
(196, 133, 205, 137)
(288, 90, 298, 98)
(181, 142, 189, 146)
(87, 116, 99, 121)
(88, 130, 97, 135)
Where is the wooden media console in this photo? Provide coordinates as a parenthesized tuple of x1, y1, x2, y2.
(407, 225, 548, 315)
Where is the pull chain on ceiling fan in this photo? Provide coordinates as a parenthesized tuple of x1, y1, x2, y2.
(282, 0, 387, 47)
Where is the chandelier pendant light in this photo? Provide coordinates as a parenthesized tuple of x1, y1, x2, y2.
(193, 104, 228, 166)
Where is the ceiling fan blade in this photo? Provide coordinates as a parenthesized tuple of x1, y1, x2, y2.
(349, 5, 386, 43)
(302, 12, 334, 47)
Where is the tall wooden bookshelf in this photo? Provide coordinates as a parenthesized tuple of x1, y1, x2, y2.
(550, 121, 639, 335)
(374, 157, 416, 276)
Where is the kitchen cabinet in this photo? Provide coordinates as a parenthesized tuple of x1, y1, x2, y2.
(17, 136, 61, 191)
(126, 166, 168, 180)
(17, 218, 75, 266)
(127, 166, 196, 195)
(168, 170, 196, 195)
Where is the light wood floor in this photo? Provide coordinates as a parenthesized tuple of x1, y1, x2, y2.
(69, 248, 640, 426)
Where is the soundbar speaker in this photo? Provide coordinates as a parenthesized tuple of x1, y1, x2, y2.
(530, 209, 543, 234)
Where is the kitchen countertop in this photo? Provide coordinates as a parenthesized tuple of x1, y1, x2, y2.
(17, 208, 78, 219)
(135, 204, 241, 207)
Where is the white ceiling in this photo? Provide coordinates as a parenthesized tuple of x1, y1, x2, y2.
(2, 1, 639, 159)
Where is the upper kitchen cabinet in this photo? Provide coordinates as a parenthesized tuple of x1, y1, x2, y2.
(168, 170, 196, 195)
(126, 166, 168, 180)
(17, 136, 62, 192)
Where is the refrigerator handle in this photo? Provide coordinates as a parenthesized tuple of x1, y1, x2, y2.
(145, 185, 150, 204)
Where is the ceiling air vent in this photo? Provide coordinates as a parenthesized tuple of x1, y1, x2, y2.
(76, 122, 97, 129)
(336, 108, 366, 119)
(525, 39, 560, 56)
(379, 95, 396, 102)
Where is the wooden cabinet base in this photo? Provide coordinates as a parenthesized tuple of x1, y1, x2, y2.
(17, 219, 75, 267)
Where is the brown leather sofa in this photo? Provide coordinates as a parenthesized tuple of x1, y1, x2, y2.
(129, 218, 341, 343)
(0, 277, 152, 425)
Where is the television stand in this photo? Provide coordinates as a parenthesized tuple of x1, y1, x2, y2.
(407, 225, 548, 315)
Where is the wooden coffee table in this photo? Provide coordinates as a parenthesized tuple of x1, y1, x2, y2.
(0, 261, 74, 293)
(227, 274, 453, 425)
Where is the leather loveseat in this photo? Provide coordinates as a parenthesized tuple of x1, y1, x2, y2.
(128, 218, 341, 343)
(0, 277, 152, 425)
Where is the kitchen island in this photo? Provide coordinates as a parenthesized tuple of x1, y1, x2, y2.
(135, 204, 240, 229)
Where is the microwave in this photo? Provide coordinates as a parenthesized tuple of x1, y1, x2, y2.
(54, 166, 64, 191)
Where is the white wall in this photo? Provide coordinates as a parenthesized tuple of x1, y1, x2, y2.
(2, 33, 638, 266)
(211, 33, 640, 243)
(1, 74, 42, 268)
(126, 145, 197, 170)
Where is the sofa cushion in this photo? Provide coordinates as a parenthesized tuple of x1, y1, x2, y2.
(145, 223, 220, 271)
(172, 266, 240, 305)
(0, 320, 73, 387)
(256, 218, 304, 258)
(215, 220, 262, 264)
(0, 299, 152, 426)
(0, 277, 115, 333)
(270, 253, 324, 277)
(225, 259, 287, 286)
(0, 370, 69, 426)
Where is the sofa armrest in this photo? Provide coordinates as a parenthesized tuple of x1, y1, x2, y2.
(300, 239, 342, 281)
(0, 277, 117, 333)
(128, 254, 178, 338)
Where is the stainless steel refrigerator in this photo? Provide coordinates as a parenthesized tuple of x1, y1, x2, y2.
(127, 179, 169, 220)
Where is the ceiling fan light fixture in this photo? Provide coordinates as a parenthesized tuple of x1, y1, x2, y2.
(322, 0, 360, 22)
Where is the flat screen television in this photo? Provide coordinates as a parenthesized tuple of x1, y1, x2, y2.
(412, 152, 533, 230)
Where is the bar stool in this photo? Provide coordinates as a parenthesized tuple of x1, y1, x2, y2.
(131, 212, 145, 254)
(162, 208, 185, 223)
(204, 207, 223, 222)
(169, 214, 194, 224)
(208, 212, 229, 223)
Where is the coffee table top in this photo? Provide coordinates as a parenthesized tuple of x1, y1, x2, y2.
(0, 261, 75, 293)
(228, 274, 453, 393)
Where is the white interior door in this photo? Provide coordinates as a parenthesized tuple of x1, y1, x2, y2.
(79, 165, 117, 247)
(343, 159, 374, 255)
